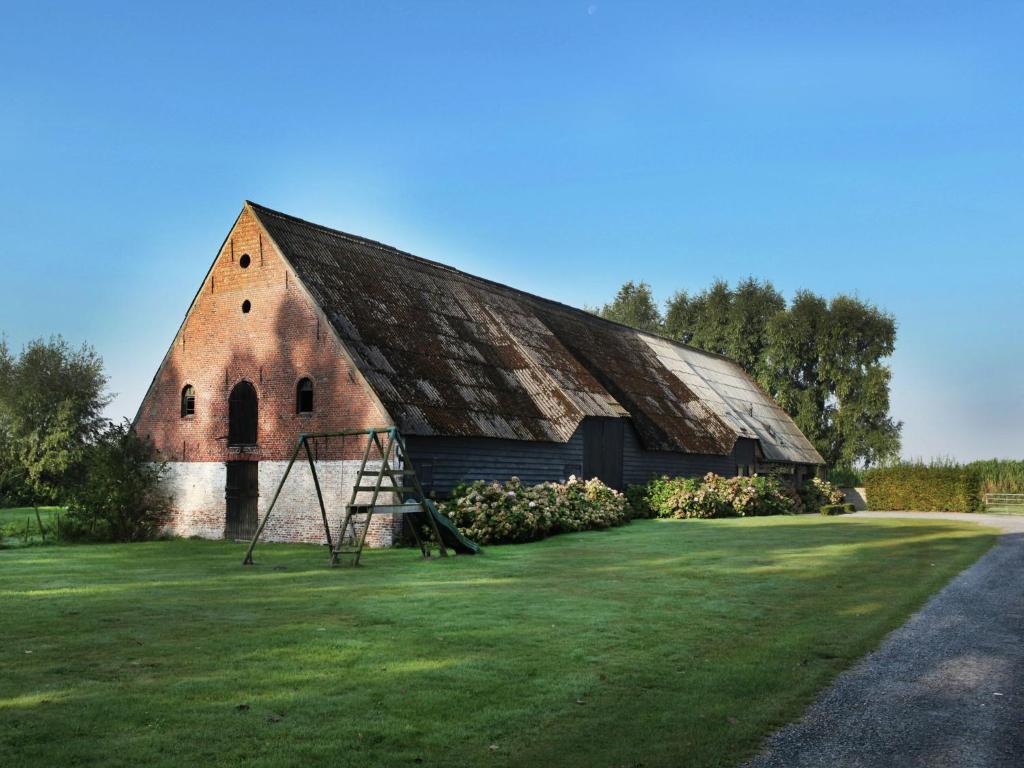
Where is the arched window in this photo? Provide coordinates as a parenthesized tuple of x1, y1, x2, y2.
(296, 377, 314, 414)
(228, 381, 258, 446)
(181, 385, 195, 418)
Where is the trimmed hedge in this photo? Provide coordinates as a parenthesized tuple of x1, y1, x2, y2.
(820, 503, 855, 516)
(863, 464, 983, 513)
(828, 466, 864, 488)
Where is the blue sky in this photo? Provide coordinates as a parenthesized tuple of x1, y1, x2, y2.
(1, 1, 1021, 461)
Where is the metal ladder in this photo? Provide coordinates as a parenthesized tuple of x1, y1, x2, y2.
(332, 427, 447, 566)
(241, 427, 447, 567)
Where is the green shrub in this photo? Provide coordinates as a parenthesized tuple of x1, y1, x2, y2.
(637, 473, 795, 519)
(624, 476, 700, 519)
(438, 476, 629, 545)
(624, 483, 656, 519)
(820, 503, 855, 516)
(799, 477, 844, 511)
(64, 421, 170, 542)
(782, 486, 805, 515)
(863, 462, 982, 513)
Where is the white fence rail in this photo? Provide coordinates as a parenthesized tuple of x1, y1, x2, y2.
(983, 493, 1024, 507)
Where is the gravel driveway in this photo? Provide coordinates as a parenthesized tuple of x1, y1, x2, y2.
(745, 512, 1024, 768)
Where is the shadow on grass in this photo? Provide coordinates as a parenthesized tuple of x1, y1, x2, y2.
(0, 517, 998, 768)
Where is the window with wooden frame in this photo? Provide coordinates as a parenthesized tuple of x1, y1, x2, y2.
(181, 385, 196, 418)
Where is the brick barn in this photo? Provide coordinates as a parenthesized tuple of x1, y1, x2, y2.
(134, 202, 824, 546)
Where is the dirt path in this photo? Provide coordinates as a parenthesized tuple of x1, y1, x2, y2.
(745, 512, 1024, 768)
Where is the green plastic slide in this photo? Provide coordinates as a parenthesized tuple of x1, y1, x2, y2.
(423, 499, 481, 555)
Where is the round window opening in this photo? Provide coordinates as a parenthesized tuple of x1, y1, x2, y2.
(239, 253, 251, 269)
(242, 300, 252, 314)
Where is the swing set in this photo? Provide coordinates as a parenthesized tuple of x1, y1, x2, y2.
(242, 427, 480, 567)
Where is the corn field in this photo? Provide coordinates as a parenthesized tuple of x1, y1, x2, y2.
(969, 459, 1024, 494)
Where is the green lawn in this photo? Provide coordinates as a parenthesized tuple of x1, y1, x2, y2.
(0, 507, 62, 546)
(0, 516, 996, 768)
(0, 506, 61, 527)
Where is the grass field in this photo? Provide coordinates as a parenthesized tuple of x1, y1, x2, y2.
(0, 516, 996, 768)
(0, 506, 61, 527)
(0, 507, 62, 546)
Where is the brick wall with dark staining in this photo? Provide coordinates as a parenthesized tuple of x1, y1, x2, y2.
(133, 208, 395, 544)
(136, 207, 389, 461)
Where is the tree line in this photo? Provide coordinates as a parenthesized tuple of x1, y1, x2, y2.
(592, 279, 901, 469)
(0, 336, 167, 540)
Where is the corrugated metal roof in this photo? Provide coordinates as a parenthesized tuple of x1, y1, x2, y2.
(640, 336, 824, 464)
(249, 202, 822, 464)
(532, 305, 735, 455)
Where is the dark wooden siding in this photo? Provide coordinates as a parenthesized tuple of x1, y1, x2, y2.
(405, 431, 584, 496)
(407, 419, 753, 495)
(582, 417, 625, 490)
(622, 421, 735, 486)
(734, 437, 757, 467)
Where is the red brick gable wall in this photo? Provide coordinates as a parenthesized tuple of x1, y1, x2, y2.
(134, 206, 390, 463)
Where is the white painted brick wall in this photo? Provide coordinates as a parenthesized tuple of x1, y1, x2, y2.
(159, 460, 404, 547)
(160, 462, 227, 538)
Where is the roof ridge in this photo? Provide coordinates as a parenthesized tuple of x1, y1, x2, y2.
(244, 200, 741, 366)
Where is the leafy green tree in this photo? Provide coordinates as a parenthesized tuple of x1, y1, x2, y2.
(758, 291, 832, 454)
(598, 279, 901, 468)
(760, 292, 901, 468)
(663, 289, 697, 344)
(65, 420, 169, 542)
(597, 281, 663, 333)
(0, 340, 31, 504)
(0, 336, 111, 504)
(665, 278, 784, 370)
(729, 278, 787, 372)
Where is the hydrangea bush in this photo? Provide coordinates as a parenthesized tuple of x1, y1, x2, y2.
(439, 476, 630, 545)
(627, 473, 796, 519)
(442, 471, 831, 544)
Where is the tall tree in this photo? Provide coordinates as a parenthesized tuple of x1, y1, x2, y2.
(0, 339, 31, 504)
(665, 278, 784, 371)
(598, 279, 901, 468)
(757, 291, 832, 456)
(0, 336, 111, 503)
(728, 278, 787, 372)
(759, 292, 901, 467)
(597, 281, 663, 333)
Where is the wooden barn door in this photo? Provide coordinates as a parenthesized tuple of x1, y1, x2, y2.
(225, 461, 259, 540)
(228, 381, 258, 446)
(582, 417, 625, 490)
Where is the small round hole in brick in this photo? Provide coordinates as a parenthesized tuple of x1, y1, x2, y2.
(239, 253, 251, 269)
(242, 300, 252, 314)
